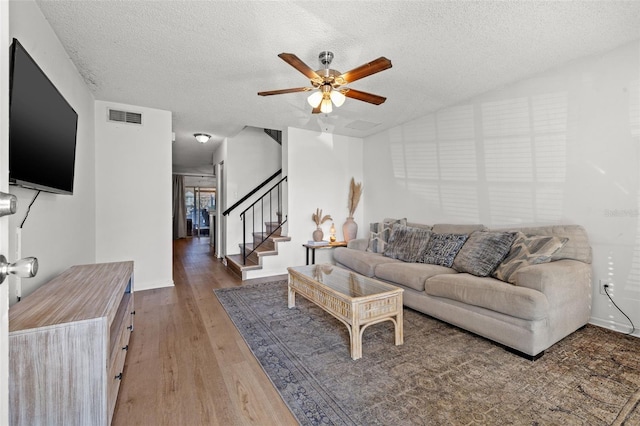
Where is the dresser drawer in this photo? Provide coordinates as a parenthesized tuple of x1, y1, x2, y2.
(107, 294, 134, 421)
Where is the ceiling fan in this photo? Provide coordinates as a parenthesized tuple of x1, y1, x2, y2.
(258, 51, 392, 114)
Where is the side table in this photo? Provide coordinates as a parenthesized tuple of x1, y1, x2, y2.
(302, 241, 347, 265)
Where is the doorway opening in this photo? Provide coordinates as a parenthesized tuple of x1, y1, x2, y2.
(186, 187, 215, 238)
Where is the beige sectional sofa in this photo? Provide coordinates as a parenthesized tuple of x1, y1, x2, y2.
(333, 221, 593, 359)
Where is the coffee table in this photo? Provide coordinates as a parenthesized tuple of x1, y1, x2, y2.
(287, 264, 404, 360)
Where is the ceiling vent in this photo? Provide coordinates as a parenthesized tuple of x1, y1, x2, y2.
(345, 120, 380, 131)
(108, 108, 142, 125)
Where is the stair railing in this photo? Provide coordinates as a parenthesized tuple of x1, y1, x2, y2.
(222, 169, 282, 217)
(238, 176, 288, 264)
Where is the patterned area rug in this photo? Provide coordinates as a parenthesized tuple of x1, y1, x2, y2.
(214, 280, 640, 425)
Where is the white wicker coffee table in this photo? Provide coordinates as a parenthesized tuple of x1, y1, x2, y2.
(287, 264, 404, 360)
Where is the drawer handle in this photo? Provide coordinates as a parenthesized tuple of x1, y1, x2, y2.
(127, 325, 134, 331)
(115, 373, 123, 380)
(122, 345, 128, 351)
(131, 310, 136, 315)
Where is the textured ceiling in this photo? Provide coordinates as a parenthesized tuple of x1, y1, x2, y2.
(35, 1, 640, 172)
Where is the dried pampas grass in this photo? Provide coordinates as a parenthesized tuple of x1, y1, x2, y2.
(312, 208, 332, 226)
(347, 177, 363, 217)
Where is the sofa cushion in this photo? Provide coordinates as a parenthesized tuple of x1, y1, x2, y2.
(405, 221, 433, 231)
(492, 232, 567, 284)
(346, 238, 369, 251)
(514, 225, 592, 264)
(375, 262, 457, 292)
(419, 233, 468, 267)
(383, 224, 432, 262)
(333, 247, 401, 277)
(453, 231, 518, 277)
(424, 273, 550, 321)
(367, 218, 407, 254)
(432, 224, 487, 234)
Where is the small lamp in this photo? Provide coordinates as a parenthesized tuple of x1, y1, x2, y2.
(329, 223, 337, 243)
(194, 133, 211, 144)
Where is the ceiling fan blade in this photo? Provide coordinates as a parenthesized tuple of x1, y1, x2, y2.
(258, 87, 312, 96)
(278, 53, 322, 83)
(338, 57, 392, 84)
(344, 89, 387, 105)
(311, 104, 322, 114)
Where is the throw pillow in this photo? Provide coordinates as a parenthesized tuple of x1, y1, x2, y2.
(367, 218, 406, 254)
(419, 233, 468, 267)
(452, 231, 518, 277)
(383, 224, 432, 262)
(492, 232, 568, 284)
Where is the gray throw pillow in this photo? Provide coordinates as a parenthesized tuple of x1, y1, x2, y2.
(492, 232, 568, 284)
(367, 218, 406, 253)
(452, 231, 518, 277)
(383, 224, 432, 262)
(419, 233, 468, 267)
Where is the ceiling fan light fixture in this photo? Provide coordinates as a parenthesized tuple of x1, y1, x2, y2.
(320, 98, 333, 114)
(194, 133, 211, 144)
(330, 89, 346, 107)
(307, 90, 323, 108)
(258, 52, 392, 114)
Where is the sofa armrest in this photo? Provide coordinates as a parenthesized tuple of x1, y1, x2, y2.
(514, 259, 592, 307)
(347, 238, 369, 251)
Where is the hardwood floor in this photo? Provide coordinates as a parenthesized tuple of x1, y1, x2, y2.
(112, 237, 297, 425)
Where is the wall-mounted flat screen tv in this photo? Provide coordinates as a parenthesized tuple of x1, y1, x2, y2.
(9, 38, 78, 195)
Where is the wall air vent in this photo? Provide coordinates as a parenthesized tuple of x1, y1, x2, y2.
(108, 108, 143, 125)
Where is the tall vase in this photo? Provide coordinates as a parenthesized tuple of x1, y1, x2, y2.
(312, 227, 324, 242)
(342, 217, 358, 242)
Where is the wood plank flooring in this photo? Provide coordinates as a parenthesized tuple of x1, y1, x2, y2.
(112, 237, 298, 426)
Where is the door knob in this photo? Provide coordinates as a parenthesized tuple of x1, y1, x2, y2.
(0, 255, 38, 285)
(0, 192, 17, 217)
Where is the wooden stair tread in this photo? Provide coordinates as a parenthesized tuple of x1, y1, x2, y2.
(226, 231, 292, 280)
(225, 255, 261, 272)
(252, 232, 290, 242)
(241, 244, 277, 256)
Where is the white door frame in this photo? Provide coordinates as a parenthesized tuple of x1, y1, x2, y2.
(1, 1, 12, 423)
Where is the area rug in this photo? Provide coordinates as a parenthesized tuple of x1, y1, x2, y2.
(214, 280, 640, 425)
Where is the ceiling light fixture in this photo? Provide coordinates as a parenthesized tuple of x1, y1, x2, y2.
(307, 82, 345, 114)
(258, 51, 391, 115)
(320, 97, 333, 114)
(329, 89, 346, 107)
(194, 133, 211, 144)
(307, 91, 323, 108)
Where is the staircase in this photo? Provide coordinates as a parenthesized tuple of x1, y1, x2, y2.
(225, 221, 291, 279)
(222, 170, 290, 280)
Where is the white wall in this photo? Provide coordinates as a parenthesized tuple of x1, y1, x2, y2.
(8, 0, 96, 303)
(95, 101, 173, 291)
(364, 40, 640, 336)
(223, 127, 282, 255)
(244, 126, 364, 279)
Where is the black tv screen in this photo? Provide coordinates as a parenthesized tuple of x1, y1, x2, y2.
(9, 38, 78, 195)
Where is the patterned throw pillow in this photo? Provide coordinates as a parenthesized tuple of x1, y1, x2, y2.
(367, 218, 406, 253)
(492, 232, 568, 284)
(383, 224, 432, 262)
(452, 231, 518, 277)
(419, 233, 468, 267)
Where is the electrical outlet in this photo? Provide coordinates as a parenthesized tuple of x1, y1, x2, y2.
(599, 280, 611, 295)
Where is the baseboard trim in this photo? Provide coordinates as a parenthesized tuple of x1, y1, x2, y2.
(589, 317, 638, 338)
(134, 279, 175, 292)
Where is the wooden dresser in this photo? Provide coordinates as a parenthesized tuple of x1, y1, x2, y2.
(9, 261, 134, 426)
